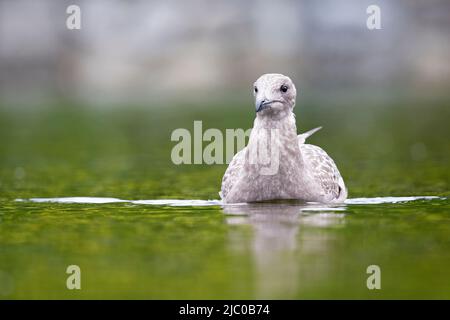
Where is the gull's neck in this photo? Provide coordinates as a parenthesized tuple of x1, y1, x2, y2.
(237, 108, 306, 201)
(253, 109, 297, 134)
(248, 109, 302, 166)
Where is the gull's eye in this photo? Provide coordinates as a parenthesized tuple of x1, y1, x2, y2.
(280, 85, 288, 93)
(254, 87, 258, 93)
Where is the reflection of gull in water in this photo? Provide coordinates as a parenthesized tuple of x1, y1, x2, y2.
(226, 203, 303, 252)
(223, 201, 345, 299)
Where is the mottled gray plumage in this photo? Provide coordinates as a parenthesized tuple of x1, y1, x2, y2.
(220, 74, 347, 204)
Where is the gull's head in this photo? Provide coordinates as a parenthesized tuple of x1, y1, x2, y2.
(253, 73, 297, 116)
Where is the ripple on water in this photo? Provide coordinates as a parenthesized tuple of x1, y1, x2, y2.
(15, 196, 444, 207)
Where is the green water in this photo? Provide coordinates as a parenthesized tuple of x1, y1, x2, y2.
(0, 100, 449, 299)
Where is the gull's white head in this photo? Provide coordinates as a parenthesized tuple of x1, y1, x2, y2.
(253, 73, 297, 116)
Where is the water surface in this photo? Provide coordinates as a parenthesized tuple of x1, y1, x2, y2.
(0, 102, 449, 299)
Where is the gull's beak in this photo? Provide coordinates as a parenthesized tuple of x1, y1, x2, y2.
(256, 99, 272, 112)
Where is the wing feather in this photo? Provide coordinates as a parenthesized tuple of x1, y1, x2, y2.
(299, 143, 347, 202)
(220, 148, 246, 200)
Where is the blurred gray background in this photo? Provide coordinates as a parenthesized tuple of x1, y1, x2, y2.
(0, 0, 449, 107)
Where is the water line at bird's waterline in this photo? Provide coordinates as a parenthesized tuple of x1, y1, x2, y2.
(16, 196, 443, 207)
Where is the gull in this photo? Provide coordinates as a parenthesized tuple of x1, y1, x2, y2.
(220, 73, 347, 204)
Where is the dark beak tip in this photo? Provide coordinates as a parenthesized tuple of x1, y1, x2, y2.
(256, 100, 270, 112)
(256, 103, 264, 113)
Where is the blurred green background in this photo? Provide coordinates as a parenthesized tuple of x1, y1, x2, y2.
(0, 0, 449, 299)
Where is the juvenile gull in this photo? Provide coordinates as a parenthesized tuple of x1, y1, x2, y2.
(220, 73, 347, 204)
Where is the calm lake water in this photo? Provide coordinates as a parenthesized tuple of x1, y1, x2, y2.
(0, 101, 449, 299)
